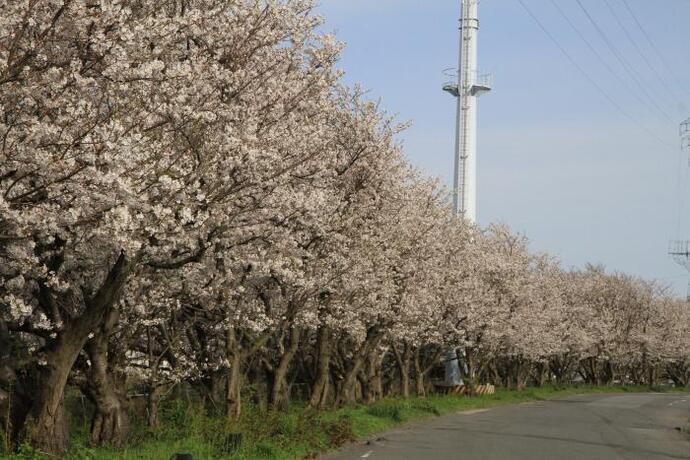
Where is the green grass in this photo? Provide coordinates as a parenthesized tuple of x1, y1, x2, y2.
(3, 385, 689, 460)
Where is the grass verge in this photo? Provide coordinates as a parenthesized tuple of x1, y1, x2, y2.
(3, 385, 689, 459)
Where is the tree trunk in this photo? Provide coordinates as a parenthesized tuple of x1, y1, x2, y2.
(465, 348, 477, 386)
(647, 365, 657, 387)
(362, 350, 382, 404)
(25, 252, 131, 455)
(0, 321, 32, 452)
(413, 348, 441, 397)
(515, 358, 532, 391)
(226, 328, 243, 422)
(144, 383, 169, 429)
(203, 370, 226, 416)
(270, 327, 301, 411)
(550, 355, 573, 385)
(85, 310, 130, 447)
(596, 360, 611, 386)
(666, 361, 689, 387)
(533, 362, 548, 387)
(476, 359, 492, 385)
(580, 357, 599, 385)
(309, 326, 332, 409)
(338, 354, 366, 405)
(413, 350, 425, 397)
(400, 363, 410, 398)
(337, 327, 382, 406)
(85, 342, 129, 445)
(490, 361, 501, 387)
(373, 357, 383, 400)
(414, 375, 425, 397)
(392, 343, 411, 399)
(24, 357, 71, 455)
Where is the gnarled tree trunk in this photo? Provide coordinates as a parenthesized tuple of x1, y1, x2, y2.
(24, 253, 131, 455)
(309, 325, 332, 409)
(336, 327, 382, 406)
(392, 342, 411, 399)
(361, 349, 383, 404)
(24, 353, 71, 454)
(84, 310, 130, 447)
(413, 347, 441, 397)
(270, 327, 301, 411)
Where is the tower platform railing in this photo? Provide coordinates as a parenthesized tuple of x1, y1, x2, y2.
(442, 69, 493, 97)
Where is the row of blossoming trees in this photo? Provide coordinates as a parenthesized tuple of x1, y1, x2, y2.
(0, 0, 688, 455)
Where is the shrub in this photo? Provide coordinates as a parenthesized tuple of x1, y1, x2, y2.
(324, 417, 355, 447)
(366, 403, 404, 422)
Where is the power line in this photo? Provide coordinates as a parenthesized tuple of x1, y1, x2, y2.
(602, 0, 681, 109)
(515, 0, 675, 150)
(548, 0, 669, 124)
(620, 0, 690, 104)
(573, 0, 674, 123)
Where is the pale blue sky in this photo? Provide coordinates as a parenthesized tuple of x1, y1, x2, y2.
(317, 0, 690, 295)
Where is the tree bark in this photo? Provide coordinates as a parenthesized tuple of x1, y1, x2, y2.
(647, 365, 657, 387)
(206, 371, 227, 415)
(338, 357, 364, 405)
(24, 356, 71, 455)
(25, 252, 130, 455)
(309, 326, 332, 409)
(465, 348, 477, 386)
(413, 347, 441, 397)
(413, 350, 426, 397)
(147, 385, 165, 429)
(392, 343, 411, 399)
(512, 358, 531, 391)
(490, 361, 501, 387)
(226, 328, 243, 422)
(601, 360, 613, 386)
(84, 309, 130, 447)
(362, 349, 382, 404)
(224, 325, 271, 420)
(550, 355, 574, 385)
(85, 346, 129, 446)
(0, 321, 32, 452)
(373, 357, 383, 400)
(337, 327, 382, 406)
(580, 357, 600, 385)
(533, 362, 548, 387)
(270, 327, 301, 411)
(414, 375, 425, 397)
(666, 361, 689, 387)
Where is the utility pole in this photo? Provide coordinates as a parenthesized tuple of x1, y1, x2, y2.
(442, 0, 492, 386)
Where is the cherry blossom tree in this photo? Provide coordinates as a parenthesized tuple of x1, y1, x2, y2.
(0, 0, 339, 452)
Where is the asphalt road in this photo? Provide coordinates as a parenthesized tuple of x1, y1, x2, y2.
(322, 393, 690, 460)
